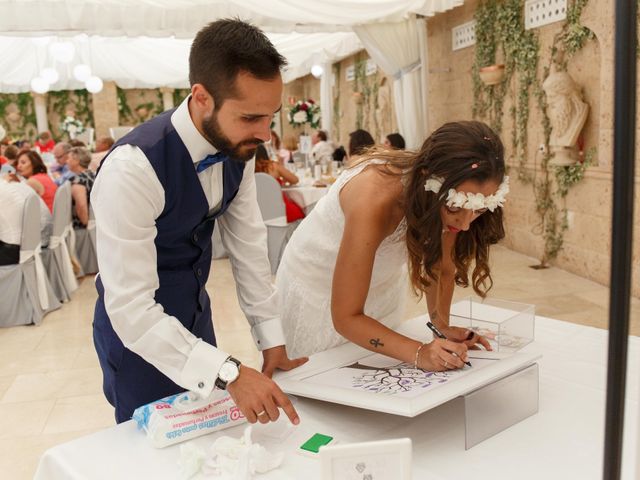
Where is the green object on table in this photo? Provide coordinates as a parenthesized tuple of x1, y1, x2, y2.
(300, 433, 334, 453)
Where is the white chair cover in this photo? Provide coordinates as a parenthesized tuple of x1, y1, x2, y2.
(75, 127, 95, 148)
(254, 173, 299, 274)
(0, 195, 60, 327)
(42, 182, 78, 302)
(108, 126, 134, 142)
(74, 206, 99, 275)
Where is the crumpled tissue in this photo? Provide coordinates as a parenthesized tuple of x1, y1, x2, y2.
(178, 426, 284, 479)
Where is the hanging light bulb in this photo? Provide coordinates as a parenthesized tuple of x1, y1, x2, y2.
(41, 67, 59, 85)
(49, 41, 75, 63)
(85, 76, 104, 93)
(311, 64, 324, 78)
(73, 64, 92, 82)
(31, 77, 49, 94)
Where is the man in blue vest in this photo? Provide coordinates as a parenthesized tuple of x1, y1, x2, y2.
(91, 19, 307, 424)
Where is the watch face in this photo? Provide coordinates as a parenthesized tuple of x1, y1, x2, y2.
(219, 361, 239, 382)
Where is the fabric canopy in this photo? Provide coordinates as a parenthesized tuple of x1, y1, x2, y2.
(0, 0, 463, 36)
(0, 32, 363, 92)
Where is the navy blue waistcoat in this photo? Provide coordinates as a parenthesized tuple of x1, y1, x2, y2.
(93, 109, 245, 423)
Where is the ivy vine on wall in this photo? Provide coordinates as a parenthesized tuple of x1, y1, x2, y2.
(472, 0, 595, 266)
(0, 93, 38, 140)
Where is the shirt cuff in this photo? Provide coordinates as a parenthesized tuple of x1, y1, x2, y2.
(180, 340, 230, 398)
(250, 317, 286, 351)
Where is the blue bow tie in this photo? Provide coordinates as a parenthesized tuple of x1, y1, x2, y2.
(196, 152, 228, 173)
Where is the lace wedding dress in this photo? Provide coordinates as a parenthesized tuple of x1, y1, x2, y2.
(276, 160, 408, 358)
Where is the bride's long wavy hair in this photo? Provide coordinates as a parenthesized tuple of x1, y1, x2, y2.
(350, 121, 506, 298)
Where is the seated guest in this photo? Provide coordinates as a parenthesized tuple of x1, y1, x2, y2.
(384, 132, 406, 150)
(68, 147, 96, 229)
(254, 144, 305, 223)
(12, 150, 57, 213)
(69, 139, 86, 148)
(348, 129, 375, 160)
(34, 131, 55, 153)
(332, 146, 347, 164)
(0, 145, 19, 176)
(89, 136, 115, 172)
(311, 130, 334, 165)
(51, 142, 75, 185)
(0, 177, 53, 258)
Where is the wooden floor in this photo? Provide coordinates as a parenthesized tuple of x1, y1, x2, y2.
(0, 245, 637, 479)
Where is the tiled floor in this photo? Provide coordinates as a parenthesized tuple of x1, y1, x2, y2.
(1, 245, 638, 479)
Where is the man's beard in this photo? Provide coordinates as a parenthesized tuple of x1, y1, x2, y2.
(202, 110, 262, 162)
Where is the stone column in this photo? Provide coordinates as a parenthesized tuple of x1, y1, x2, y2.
(31, 93, 49, 133)
(91, 81, 119, 139)
(160, 87, 175, 111)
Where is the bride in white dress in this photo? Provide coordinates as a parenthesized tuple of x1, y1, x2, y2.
(275, 121, 509, 372)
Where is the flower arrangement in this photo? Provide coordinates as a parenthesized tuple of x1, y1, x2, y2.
(60, 115, 85, 139)
(287, 99, 321, 129)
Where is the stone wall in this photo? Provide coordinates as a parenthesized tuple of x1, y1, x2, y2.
(425, 1, 639, 294)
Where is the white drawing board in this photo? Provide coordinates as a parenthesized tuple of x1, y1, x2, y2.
(274, 315, 541, 417)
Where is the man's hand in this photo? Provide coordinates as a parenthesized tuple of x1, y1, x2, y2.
(226, 365, 300, 425)
(261, 345, 308, 378)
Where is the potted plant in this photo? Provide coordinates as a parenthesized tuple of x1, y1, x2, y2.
(479, 64, 505, 86)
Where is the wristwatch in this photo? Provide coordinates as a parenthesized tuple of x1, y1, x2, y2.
(215, 356, 241, 390)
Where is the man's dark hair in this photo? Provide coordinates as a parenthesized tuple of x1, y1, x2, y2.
(348, 129, 375, 157)
(386, 132, 406, 149)
(189, 19, 287, 110)
(316, 130, 328, 142)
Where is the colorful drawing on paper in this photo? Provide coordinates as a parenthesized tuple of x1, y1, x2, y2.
(301, 353, 493, 398)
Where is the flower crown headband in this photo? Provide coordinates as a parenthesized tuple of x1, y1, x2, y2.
(424, 174, 510, 212)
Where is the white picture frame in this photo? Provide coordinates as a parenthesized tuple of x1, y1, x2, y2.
(274, 314, 541, 417)
(299, 134, 312, 154)
(320, 438, 412, 480)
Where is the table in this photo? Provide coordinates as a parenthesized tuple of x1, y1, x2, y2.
(35, 316, 640, 479)
(282, 185, 329, 214)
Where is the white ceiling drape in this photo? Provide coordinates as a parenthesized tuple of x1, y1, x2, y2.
(0, 32, 363, 92)
(0, 0, 463, 36)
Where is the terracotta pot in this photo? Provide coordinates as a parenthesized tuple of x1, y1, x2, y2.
(479, 64, 505, 86)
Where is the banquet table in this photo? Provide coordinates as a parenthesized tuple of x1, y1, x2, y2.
(35, 315, 640, 480)
(282, 185, 329, 214)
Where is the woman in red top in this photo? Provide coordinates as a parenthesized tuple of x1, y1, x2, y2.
(13, 150, 57, 213)
(34, 131, 56, 153)
(254, 144, 305, 223)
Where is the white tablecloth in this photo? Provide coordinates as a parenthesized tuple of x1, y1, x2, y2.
(35, 316, 640, 480)
(282, 185, 328, 214)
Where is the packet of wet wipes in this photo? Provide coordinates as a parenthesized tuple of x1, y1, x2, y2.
(132, 390, 247, 448)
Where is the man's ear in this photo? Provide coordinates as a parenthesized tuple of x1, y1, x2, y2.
(191, 84, 214, 111)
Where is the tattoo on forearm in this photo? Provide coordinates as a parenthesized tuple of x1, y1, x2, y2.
(369, 338, 384, 348)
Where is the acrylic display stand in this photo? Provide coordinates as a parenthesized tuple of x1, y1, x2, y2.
(462, 363, 539, 449)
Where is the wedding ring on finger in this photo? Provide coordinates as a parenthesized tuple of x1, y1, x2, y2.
(256, 410, 267, 417)
(443, 361, 449, 369)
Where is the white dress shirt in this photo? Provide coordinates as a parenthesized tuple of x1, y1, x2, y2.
(0, 178, 52, 246)
(91, 96, 285, 399)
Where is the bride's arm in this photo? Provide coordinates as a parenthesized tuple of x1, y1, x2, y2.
(331, 168, 468, 371)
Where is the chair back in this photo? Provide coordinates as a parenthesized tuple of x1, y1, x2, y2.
(254, 173, 286, 222)
(21, 194, 42, 252)
(108, 126, 134, 142)
(51, 182, 72, 237)
(75, 127, 95, 147)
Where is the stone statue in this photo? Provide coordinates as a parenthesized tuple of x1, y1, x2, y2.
(542, 69, 589, 165)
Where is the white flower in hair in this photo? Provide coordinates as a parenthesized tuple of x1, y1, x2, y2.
(424, 177, 443, 194)
(446, 189, 467, 208)
(466, 192, 487, 211)
(485, 194, 501, 212)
